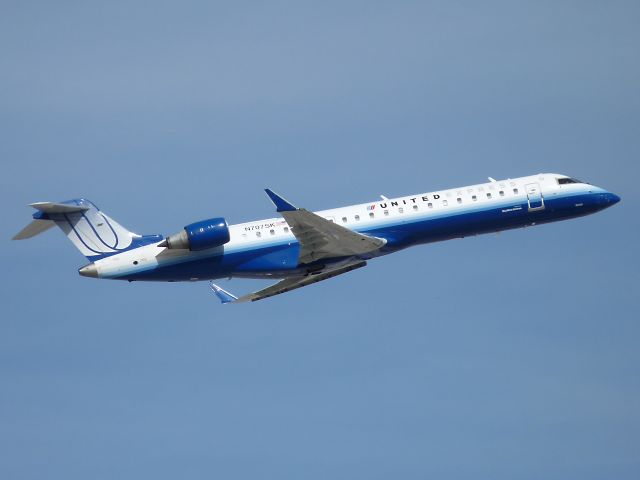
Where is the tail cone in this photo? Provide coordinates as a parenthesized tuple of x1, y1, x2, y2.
(79, 263, 98, 278)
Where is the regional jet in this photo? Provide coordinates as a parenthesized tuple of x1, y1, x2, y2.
(13, 174, 620, 303)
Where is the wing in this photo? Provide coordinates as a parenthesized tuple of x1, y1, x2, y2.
(264, 189, 386, 264)
(211, 260, 366, 303)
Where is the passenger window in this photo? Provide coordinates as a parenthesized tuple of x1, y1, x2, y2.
(428, 202, 433, 208)
(457, 198, 462, 204)
(270, 229, 275, 235)
(487, 193, 492, 199)
(513, 188, 519, 195)
(384, 210, 389, 216)
(342, 217, 347, 223)
(369, 212, 374, 219)
(256, 231, 261, 237)
(284, 227, 289, 233)
(499, 190, 504, 196)
(355, 215, 360, 221)
(443, 200, 448, 206)
(242, 233, 247, 238)
(472, 195, 477, 201)
(413, 204, 418, 211)
(398, 207, 404, 214)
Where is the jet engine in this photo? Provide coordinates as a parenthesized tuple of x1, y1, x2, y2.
(159, 217, 230, 251)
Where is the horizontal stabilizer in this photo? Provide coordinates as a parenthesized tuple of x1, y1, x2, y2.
(13, 198, 156, 260)
(12, 219, 55, 240)
(30, 202, 90, 214)
(13, 201, 91, 241)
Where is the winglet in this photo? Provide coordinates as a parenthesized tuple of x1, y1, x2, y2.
(264, 189, 297, 212)
(210, 282, 238, 304)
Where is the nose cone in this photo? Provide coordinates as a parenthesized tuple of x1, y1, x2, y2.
(592, 190, 621, 208)
(79, 263, 98, 278)
(607, 192, 621, 205)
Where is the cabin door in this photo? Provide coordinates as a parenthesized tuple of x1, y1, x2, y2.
(525, 183, 545, 211)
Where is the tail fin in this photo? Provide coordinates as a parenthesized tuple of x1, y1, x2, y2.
(13, 198, 161, 260)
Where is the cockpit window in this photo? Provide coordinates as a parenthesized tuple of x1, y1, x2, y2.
(557, 177, 582, 185)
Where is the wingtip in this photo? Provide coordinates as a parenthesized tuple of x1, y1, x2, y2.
(264, 189, 297, 212)
(210, 281, 238, 304)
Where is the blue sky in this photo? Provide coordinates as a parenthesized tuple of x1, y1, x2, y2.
(1, 1, 638, 479)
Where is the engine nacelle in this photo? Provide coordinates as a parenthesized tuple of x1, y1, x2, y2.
(160, 217, 230, 251)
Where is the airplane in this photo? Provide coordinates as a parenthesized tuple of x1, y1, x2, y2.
(13, 173, 620, 303)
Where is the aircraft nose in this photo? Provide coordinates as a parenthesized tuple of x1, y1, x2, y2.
(603, 192, 621, 205)
(78, 263, 98, 278)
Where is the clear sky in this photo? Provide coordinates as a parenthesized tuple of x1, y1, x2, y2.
(1, 1, 638, 479)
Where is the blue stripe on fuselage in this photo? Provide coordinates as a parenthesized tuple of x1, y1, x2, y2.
(119, 190, 613, 282)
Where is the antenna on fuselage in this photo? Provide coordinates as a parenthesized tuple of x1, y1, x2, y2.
(488, 177, 497, 183)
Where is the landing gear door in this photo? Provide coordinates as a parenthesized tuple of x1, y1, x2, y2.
(526, 183, 545, 211)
